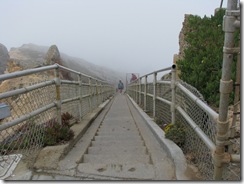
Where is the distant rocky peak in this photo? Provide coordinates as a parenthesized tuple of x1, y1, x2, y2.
(45, 45, 61, 65)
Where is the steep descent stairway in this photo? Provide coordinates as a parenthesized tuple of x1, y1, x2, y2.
(78, 95, 156, 179)
(55, 94, 175, 180)
(83, 95, 151, 163)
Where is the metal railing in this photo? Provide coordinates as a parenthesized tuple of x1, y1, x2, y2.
(214, 0, 241, 180)
(127, 64, 240, 180)
(0, 64, 114, 173)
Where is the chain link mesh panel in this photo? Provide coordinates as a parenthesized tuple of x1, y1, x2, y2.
(0, 65, 114, 176)
(155, 100, 171, 126)
(157, 81, 171, 101)
(0, 77, 57, 172)
(60, 82, 80, 119)
(175, 84, 217, 143)
(176, 110, 214, 180)
(146, 96, 153, 116)
(128, 77, 240, 180)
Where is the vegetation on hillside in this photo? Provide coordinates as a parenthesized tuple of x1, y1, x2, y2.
(177, 9, 239, 107)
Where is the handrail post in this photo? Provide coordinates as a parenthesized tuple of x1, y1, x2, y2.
(214, 0, 238, 180)
(153, 72, 157, 118)
(136, 80, 139, 103)
(95, 80, 98, 107)
(105, 84, 108, 99)
(101, 81, 104, 102)
(88, 77, 92, 112)
(139, 78, 142, 105)
(103, 83, 105, 100)
(171, 64, 176, 124)
(103, 83, 106, 100)
(78, 74, 83, 122)
(98, 81, 101, 104)
(144, 75, 147, 112)
(54, 66, 62, 125)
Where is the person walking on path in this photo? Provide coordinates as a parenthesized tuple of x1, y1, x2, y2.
(118, 80, 124, 94)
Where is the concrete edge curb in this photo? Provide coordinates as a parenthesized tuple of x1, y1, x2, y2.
(127, 95, 189, 180)
(33, 97, 112, 171)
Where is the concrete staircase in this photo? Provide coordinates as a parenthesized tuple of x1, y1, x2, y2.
(49, 95, 176, 180)
(77, 95, 156, 179)
(82, 120, 152, 165)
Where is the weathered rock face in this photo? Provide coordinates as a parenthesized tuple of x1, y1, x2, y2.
(45, 45, 72, 80)
(169, 14, 191, 79)
(161, 16, 190, 81)
(8, 44, 46, 70)
(177, 14, 191, 60)
(45, 45, 61, 65)
(0, 43, 10, 74)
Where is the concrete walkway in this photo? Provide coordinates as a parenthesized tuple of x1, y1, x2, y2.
(6, 94, 194, 180)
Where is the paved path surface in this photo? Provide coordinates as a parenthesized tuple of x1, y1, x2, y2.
(6, 94, 176, 180)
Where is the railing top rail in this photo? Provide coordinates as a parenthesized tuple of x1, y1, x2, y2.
(140, 66, 172, 78)
(0, 64, 110, 84)
(58, 64, 81, 75)
(58, 64, 109, 83)
(0, 65, 58, 81)
(177, 83, 218, 120)
(129, 65, 174, 83)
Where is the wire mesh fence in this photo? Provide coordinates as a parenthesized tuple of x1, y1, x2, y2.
(0, 64, 114, 177)
(127, 68, 240, 180)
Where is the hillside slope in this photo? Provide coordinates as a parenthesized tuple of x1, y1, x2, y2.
(7, 43, 124, 85)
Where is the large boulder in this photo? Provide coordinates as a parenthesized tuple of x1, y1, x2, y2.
(0, 43, 10, 74)
(45, 45, 61, 65)
(45, 45, 72, 80)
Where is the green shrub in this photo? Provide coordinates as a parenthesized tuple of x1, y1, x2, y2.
(177, 9, 239, 107)
(165, 122, 186, 147)
(43, 116, 74, 146)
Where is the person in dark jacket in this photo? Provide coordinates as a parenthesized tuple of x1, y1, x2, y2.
(118, 80, 124, 94)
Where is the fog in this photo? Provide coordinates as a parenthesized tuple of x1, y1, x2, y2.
(0, 0, 227, 76)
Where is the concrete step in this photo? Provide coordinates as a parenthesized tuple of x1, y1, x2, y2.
(99, 121, 137, 126)
(96, 131, 141, 136)
(93, 135, 142, 141)
(91, 140, 145, 147)
(98, 124, 138, 129)
(76, 162, 156, 180)
(88, 145, 147, 155)
(99, 120, 135, 124)
(97, 127, 139, 134)
(82, 153, 151, 164)
(100, 117, 134, 122)
(98, 127, 139, 133)
(97, 129, 139, 135)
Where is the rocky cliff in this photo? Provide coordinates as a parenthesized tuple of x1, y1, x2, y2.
(0, 43, 126, 94)
(3, 43, 124, 84)
(177, 14, 191, 61)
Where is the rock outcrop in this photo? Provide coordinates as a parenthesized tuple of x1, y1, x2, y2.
(178, 14, 191, 60)
(0, 43, 10, 74)
(45, 45, 61, 65)
(4, 43, 124, 85)
(8, 44, 46, 70)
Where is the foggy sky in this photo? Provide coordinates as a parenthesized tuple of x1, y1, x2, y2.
(0, 0, 227, 76)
